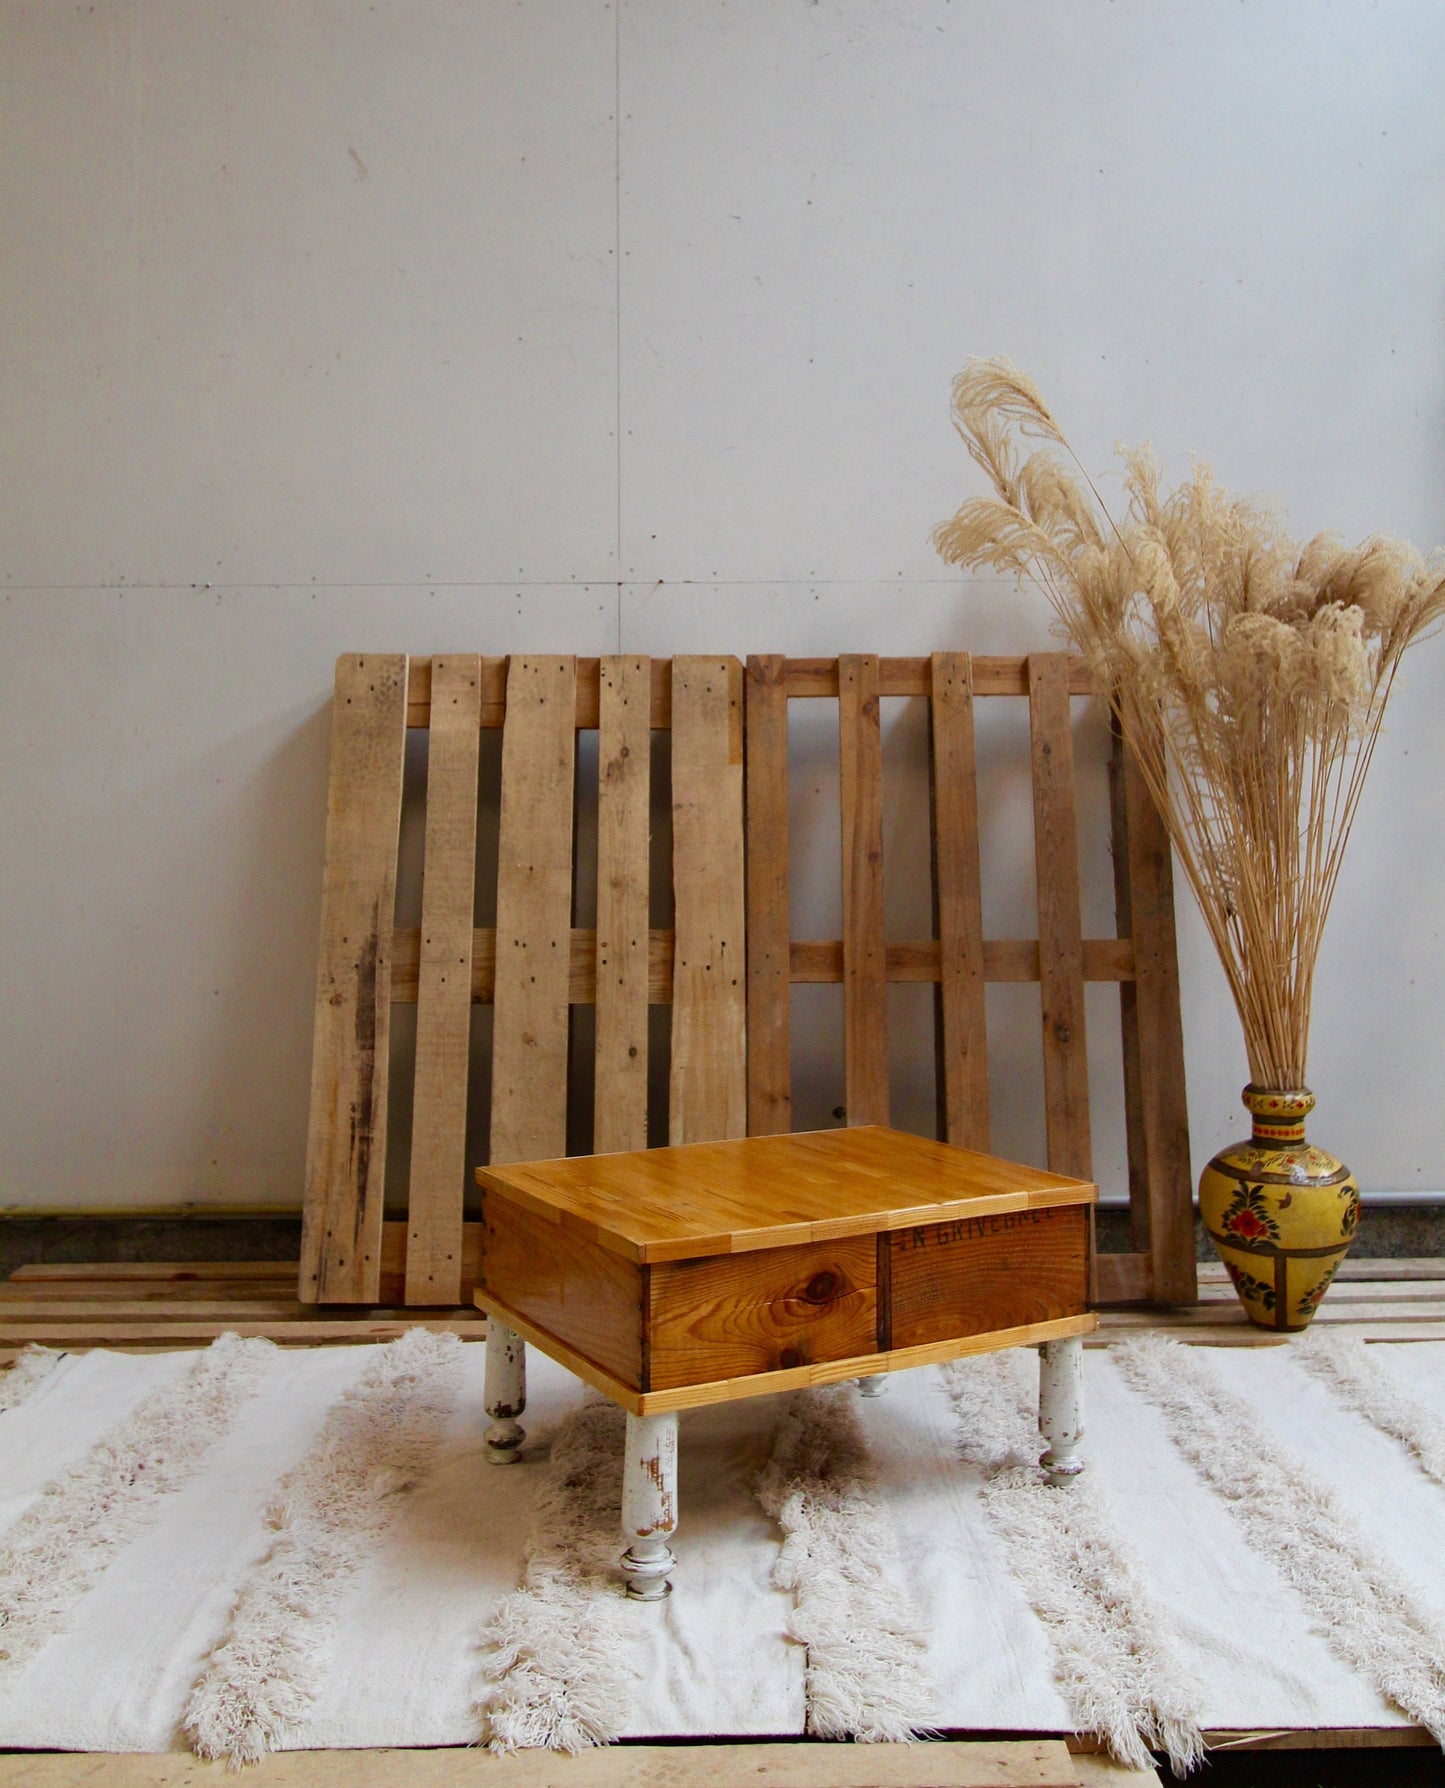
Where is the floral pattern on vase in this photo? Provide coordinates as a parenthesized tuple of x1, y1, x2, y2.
(1199, 1087, 1359, 1333)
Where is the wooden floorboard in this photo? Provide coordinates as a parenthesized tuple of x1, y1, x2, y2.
(1089, 1257, 1445, 1344)
(1200, 1726, 1436, 1750)
(0, 1740, 1086, 1787)
(0, 1259, 483, 1348)
(13, 1257, 1445, 1351)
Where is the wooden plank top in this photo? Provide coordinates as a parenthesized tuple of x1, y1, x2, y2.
(476, 1124, 1095, 1263)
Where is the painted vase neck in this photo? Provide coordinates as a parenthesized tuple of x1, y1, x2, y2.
(1243, 1085, 1314, 1149)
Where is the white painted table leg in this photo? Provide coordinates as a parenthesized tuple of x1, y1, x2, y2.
(1038, 1336, 1085, 1486)
(855, 1375, 886, 1397)
(484, 1322, 526, 1464)
(620, 1410, 678, 1599)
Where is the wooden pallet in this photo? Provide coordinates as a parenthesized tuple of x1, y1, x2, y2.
(300, 652, 1194, 1313)
(745, 653, 1192, 1307)
(301, 653, 746, 1309)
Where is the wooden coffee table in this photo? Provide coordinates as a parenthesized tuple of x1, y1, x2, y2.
(474, 1124, 1097, 1598)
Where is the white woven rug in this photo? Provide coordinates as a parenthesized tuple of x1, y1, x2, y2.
(2, 1333, 1444, 1757)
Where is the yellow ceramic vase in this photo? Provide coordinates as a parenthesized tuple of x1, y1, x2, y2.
(1198, 1087, 1360, 1333)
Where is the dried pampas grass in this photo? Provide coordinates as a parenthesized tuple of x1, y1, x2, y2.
(935, 361, 1445, 1088)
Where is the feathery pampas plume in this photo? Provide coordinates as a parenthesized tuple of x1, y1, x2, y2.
(935, 360, 1445, 1088)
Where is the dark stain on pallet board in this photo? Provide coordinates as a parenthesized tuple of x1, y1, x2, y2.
(349, 908, 382, 1247)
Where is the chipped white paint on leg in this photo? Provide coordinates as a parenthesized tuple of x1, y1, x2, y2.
(855, 1375, 886, 1397)
(620, 1409, 678, 1600)
(1039, 1335, 1085, 1486)
(484, 1322, 526, 1464)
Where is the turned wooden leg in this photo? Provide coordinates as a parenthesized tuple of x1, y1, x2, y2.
(620, 1410, 678, 1600)
(484, 1322, 526, 1464)
(855, 1374, 886, 1397)
(1038, 1336, 1085, 1487)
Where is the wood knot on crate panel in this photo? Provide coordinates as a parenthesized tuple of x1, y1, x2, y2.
(646, 1236, 879, 1392)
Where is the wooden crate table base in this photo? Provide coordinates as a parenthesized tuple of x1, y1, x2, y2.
(475, 1125, 1097, 1597)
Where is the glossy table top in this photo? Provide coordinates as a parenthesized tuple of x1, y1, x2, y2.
(476, 1124, 1096, 1264)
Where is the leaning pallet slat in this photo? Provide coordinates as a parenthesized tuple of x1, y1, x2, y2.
(489, 656, 578, 1167)
(1109, 718, 1150, 1267)
(744, 653, 793, 1137)
(930, 651, 990, 1151)
(593, 656, 652, 1155)
(405, 654, 483, 1306)
(299, 653, 410, 1305)
(1093, 1252, 1152, 1303)
(1112, 715, 1196, 1303)
(1028, 653, 1092, 1181)
(669, 656, 747, 1145)
(839, 652, 889, 1128)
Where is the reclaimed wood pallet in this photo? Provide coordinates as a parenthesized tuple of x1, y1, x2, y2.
(745, 653, 1192, 1307)
(301, 653, 746, 1309)
(300, 651, 1194, 1312)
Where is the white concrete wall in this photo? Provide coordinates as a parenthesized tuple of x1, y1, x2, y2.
(2, 0, 1443, 1210)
